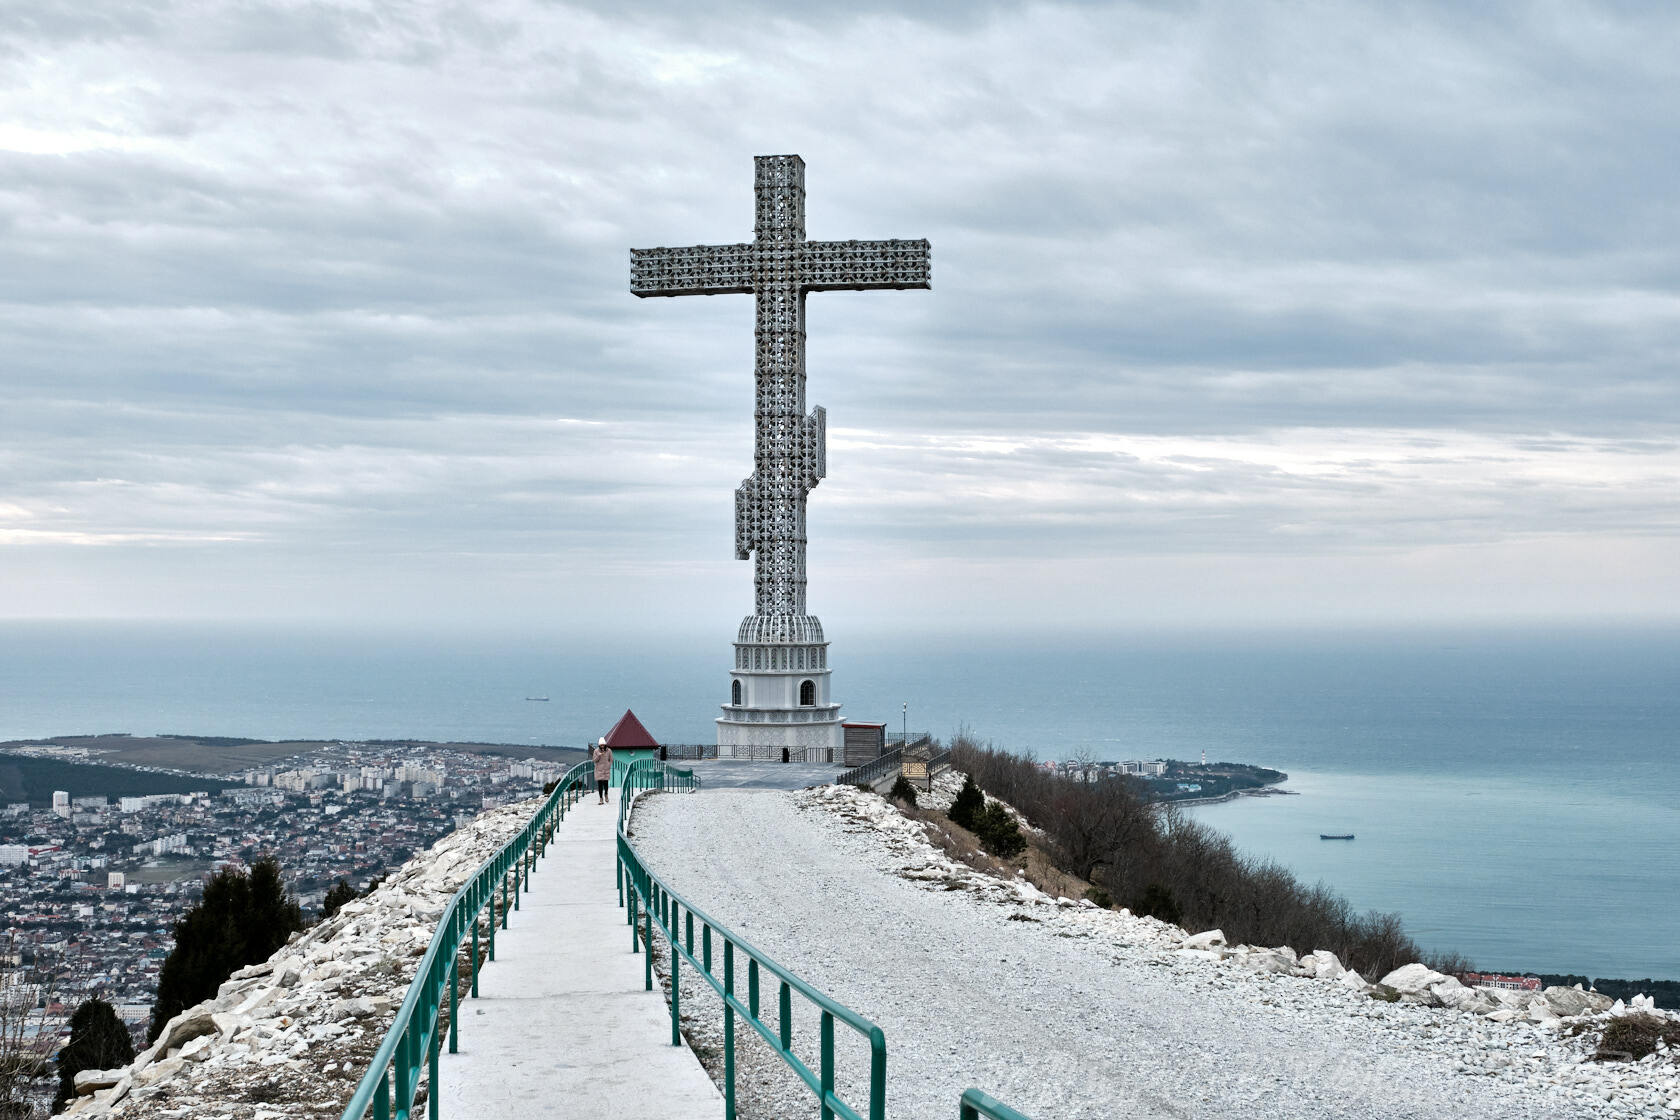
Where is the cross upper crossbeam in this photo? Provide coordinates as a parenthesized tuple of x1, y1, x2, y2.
(629, 238, 931, 298)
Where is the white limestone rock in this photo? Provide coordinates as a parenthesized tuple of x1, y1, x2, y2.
(1541, 985, 1612, 1017)
(1433, 978, 1500, 1015)
(1181, 929, 1227, 951)
(133, 1055, 185, 1088)
(1379, 963, 1453, 1004)
(1238, 948, 1298, 974)
(72, 1069, 123, 1096)
(1304, 949, 1346, 981)
(156, 1007, 221, 1054)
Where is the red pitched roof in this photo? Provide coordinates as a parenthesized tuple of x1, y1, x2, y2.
(602, 709, 659, 749)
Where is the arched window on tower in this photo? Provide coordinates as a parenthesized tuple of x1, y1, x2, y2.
(799, 679, 815, 706)
(732, 680, 743, 706)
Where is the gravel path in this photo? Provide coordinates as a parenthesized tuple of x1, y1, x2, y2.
(631, 788, 1637, 1120)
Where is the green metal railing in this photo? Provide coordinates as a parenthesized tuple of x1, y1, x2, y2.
(339, 758, 594, 1120)
(617, 758, 1036, 1120)
(959, 1088, 1033, 1120)
(617, 821, 885, 1118)
(616, 755, 700, 835)
(618, 758, 885, 1120)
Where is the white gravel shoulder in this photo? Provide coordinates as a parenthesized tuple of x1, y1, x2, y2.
(630, 784, 1677, 1120)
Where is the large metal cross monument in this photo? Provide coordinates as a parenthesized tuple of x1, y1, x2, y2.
(631, 155, 930, 759)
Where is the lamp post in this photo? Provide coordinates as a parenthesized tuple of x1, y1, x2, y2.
(902, 702, 908, 753)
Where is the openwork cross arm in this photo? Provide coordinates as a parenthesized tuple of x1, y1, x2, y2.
(630, 155, 930, 624)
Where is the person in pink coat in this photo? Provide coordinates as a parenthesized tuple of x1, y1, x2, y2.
(591, 737, 614, 805)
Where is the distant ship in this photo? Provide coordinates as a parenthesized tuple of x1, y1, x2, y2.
(1319, 833, 1355, 840)
(525, 696, 550, 702)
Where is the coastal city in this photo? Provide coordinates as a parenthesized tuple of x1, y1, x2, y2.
(0, 738, 581, 1053)
(0, 734, 1265, 1064)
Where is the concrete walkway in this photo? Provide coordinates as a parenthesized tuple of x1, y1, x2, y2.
(438, 790, 722, 1119)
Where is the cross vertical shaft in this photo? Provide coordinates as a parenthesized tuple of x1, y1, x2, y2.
(748, 155, 813, 619)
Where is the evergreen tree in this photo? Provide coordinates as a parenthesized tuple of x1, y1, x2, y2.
(54, 999, 134, 1112)
(974, 801, 1026, 858)
(320, 879, 356, 921)
(147, 859, 303, 1043)
(948, 775, 984, 831)
(888, 775, 919, 807)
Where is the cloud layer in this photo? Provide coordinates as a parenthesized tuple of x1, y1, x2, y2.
(2, 1, 1676, 630)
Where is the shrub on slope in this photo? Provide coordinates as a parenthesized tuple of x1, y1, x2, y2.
(147, 859, 304, 1043)
(889, 775, 920, 807)
(948, 774, 984, 831)
(54, 999, 134, 1111)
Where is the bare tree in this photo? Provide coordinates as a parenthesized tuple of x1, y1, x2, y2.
(0, 935, 48, 1120)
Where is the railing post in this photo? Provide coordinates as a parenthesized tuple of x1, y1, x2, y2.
(670, 923, 681, 1047)
(748, 959, 760, 1020)
(394, 1031, 412, 1118)
(821, 1010, 835, 1120)
(870, 1029, 886, 1120)
(448, 941, 460, 1053)
(428, 1028, 440, 1120)
(779, 981, 792, 1051)
(644, 901, 654, 991)
(488, 895, 496, 961)
(375, 1068, 390, 1120)
(470, 919, 480, 997)
(724, 940, 736, 1120)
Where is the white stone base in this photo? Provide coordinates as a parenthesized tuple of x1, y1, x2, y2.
(716, 715, 843, 762)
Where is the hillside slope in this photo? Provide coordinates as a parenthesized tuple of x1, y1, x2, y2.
(633, 785, 1675, 1120)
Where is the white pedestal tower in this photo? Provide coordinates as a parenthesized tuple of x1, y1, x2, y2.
(631, 155, 930, 760)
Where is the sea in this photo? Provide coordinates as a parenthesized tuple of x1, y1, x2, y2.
(2, 621, 1675, 981)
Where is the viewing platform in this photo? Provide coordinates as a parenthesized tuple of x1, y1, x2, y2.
(437, 787, 722, 1119)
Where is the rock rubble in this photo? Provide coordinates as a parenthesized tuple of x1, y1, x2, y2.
(797, 777, 1680, 1118)
(63, 798, 541, 1120)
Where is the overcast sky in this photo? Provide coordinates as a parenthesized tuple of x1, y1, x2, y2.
(2, 0, 1677, 637)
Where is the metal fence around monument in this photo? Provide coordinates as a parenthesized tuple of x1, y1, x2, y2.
(661, 743, 719, 761)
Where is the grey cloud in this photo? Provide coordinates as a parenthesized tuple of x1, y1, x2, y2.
(2, 0, 1678, 627)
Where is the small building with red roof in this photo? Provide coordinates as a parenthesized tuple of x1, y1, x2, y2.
(599, 709, 661, 767)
